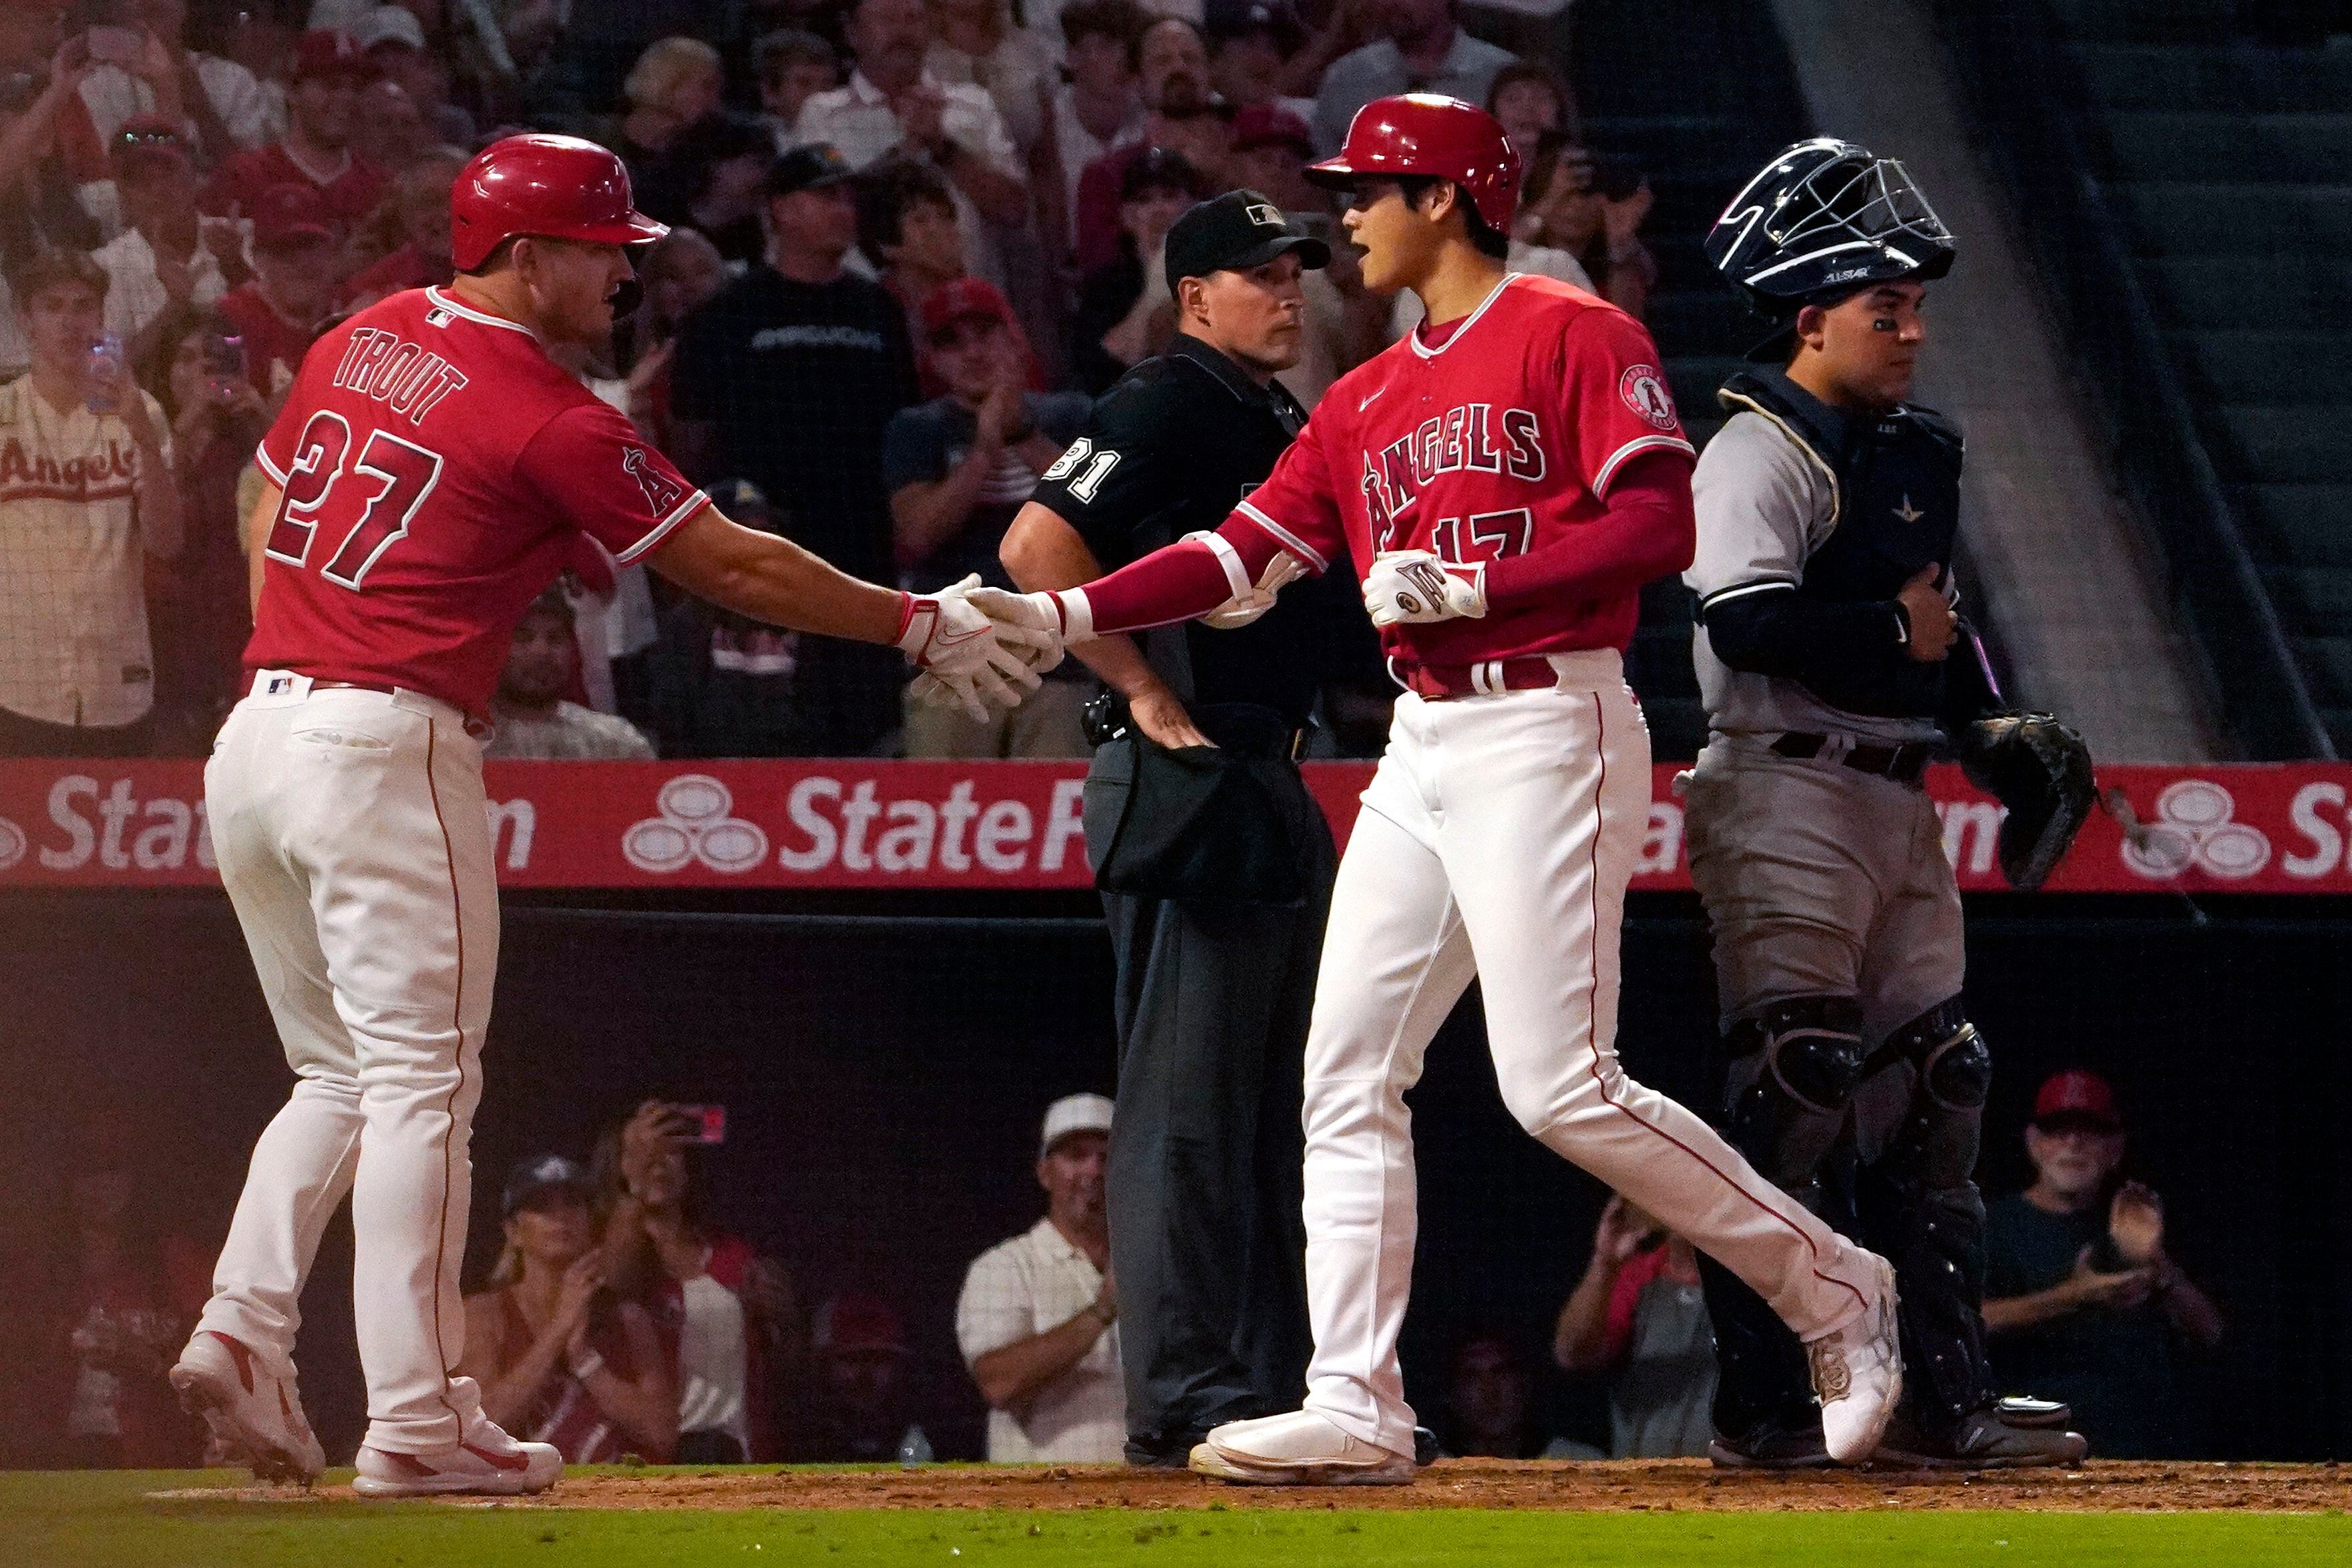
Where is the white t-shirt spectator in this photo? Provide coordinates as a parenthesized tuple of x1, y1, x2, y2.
(926, 34, 1056, 155)
(1312, 31, 1517, 155)
(79, 57, 277, 152)
(793, 71, 1024, 284)
(0, 377, 172, 727)
(93, 229, 231, 343)
(483, 702, 657, 759)
(955, 1219, 1125, 1463)
(675, 1272, 753, 1454)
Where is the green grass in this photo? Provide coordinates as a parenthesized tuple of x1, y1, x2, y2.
(2, 1471, 2346, 1567)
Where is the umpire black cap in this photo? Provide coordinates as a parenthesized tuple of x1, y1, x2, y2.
(1165, 189, 1331, 282)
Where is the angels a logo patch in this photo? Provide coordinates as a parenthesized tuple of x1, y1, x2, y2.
(622, 447, 686, 515)
(1619, 364, 1678, 431)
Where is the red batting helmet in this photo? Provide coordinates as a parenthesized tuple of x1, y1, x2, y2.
(449, 134, 669, 272)
(1306, 93, 1523, 232)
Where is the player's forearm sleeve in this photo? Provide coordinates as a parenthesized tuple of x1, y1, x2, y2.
(1481, 449, 1697, 610)
(1704, 589, 1945, 717)
(1062, 515, 1296, 636)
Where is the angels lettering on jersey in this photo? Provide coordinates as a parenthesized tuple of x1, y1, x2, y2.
(1235, 274, 1694, 662)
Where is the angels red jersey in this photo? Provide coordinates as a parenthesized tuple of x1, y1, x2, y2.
(1234, 274, 1693, 666)
(244, 286, 710, 715)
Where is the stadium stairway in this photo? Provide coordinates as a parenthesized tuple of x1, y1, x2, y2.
(2054, 5, 2352, 750)
(1556, 0, 1816, 759)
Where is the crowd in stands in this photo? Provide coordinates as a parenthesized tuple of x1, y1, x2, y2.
(25, 1068, 2224, 1466)
(0, 0, 1666, 762)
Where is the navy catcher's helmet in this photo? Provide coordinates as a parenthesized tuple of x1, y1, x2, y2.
(1706, 138, 1954, 322)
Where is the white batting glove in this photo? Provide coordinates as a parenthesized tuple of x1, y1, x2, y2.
(1362, 550, 1487, 628)
(897, 575, 1054, 722)
(1202, 546, 1308, 630)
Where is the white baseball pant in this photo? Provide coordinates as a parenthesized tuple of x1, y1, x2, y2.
(194, 672, 496, 1455)
(1298, 651, 1884, 1458)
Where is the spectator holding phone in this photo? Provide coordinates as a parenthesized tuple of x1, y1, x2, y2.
(1513, 130, 1653, 323)
(76, 0, 272, 161)
(140, 304, 264, 749)
(459, 1156, 677, 1464)
(0, 19, 109, 317)
(1551, 1193, 1716, 1459)
(597, 1101, 805, 1463)
(1983, 1072, 2226, 1458)
(214, 182, 345, 401)
(0, 246, 181, 758)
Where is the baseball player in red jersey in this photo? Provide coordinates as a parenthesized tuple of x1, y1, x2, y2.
(167, 134, 1050, 1498)
(974, 96, 1902, 1483)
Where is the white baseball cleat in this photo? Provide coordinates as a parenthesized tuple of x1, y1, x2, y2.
(1807, 1253, 1904, 1465)
(1189, 1409, 1415, 1486)
(168, 1330, 326, 1486)
(353, 1420, 562, 1499)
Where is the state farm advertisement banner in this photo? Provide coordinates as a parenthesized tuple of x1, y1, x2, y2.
(5, 759, 2352, 894)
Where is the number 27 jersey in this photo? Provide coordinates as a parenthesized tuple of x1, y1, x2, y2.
(244, 286, 710, 716)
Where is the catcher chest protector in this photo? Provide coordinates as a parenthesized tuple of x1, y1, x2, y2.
(1717, 369, 1965, 719)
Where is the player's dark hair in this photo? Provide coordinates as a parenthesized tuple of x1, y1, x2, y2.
(1062, 0, 1149, 55)
(1394, 176, 1511, 260)
(5, 244, 108, 307)
(854, 161, 957, 261)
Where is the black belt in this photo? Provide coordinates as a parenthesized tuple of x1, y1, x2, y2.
(1770, 731, 1937, 786)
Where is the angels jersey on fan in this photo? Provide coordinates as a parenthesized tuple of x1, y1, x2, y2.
(1233, 273, 1693, 666)
(244, 286, 711, 715)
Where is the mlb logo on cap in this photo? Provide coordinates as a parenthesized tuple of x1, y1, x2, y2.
(1247, 203, 1282, 227)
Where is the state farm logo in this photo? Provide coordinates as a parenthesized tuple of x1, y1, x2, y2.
(622, 775, 769, 875)
(0, 815, 23, 870)
(2120, 779, 2269, 880)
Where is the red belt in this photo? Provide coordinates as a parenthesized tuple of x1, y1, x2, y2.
(1399, 656, 1562, 701)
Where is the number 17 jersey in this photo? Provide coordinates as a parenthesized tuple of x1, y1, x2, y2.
(244, 286, 711, 716)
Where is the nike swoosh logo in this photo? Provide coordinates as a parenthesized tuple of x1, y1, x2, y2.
(931, 624, 992, 652)
(463, 1443, 531, 1471)
(1358, 387, 1386, 413)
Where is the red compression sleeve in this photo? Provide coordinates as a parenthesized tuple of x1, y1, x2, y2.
(1069, 513, 1300, 636)
(1481, 449, 1698, 611)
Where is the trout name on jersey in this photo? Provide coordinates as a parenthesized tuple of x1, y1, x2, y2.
(327, 327, 471, 427)
(1359, 402, 1545, 550)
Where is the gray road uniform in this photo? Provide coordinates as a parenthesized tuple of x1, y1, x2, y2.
(1680, 365, 2002, 1449)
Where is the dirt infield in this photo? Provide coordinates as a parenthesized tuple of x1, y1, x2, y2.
(171, 1460, 2349, 1515)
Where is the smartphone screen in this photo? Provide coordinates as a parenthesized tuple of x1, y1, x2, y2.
(674, 1104, 727, 1145)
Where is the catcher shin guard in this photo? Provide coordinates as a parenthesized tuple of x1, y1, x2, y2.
(1720, 997, 1867, 1201)
(1864, 998, 1997, 1426)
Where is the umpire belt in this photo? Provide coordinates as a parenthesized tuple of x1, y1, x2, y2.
(1770, 731, 1938, 787)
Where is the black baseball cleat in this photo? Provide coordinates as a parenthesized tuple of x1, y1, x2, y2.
(1871, 1406, 2089, 1470)
(1413, 1426, 1438, 1467)
(1991, 1394, 2074, 1430)
(1707, 1422, 1835, 1471)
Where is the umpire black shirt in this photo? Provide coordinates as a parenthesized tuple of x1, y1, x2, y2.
(670, 263, 920, 584)
(1031, 334, 1345, 728)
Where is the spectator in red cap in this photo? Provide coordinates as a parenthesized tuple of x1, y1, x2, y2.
(200, 31, 387, 232)
(797, 1294, 933, 1462)
(343, 150, 464, 309)
(214, 183, 347, 399)
(94, 116, 235, 359)
(886, 278, 1092, 757)
(1983, 1070, 2225, 1457)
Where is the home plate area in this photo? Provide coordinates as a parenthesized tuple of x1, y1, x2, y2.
(148, 1458, 2352, 1514)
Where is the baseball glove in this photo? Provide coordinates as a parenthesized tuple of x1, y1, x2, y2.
(1957, 712, 2096, 890)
